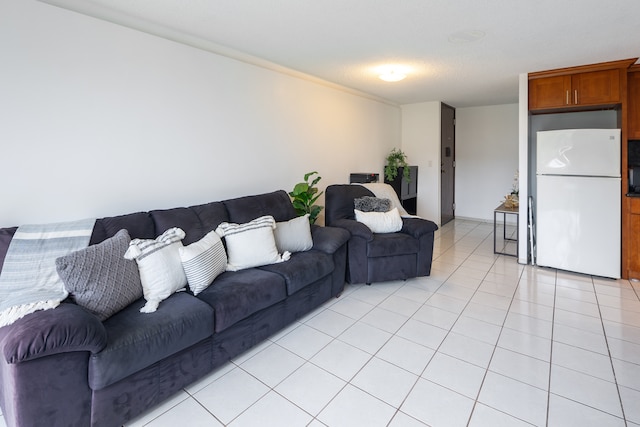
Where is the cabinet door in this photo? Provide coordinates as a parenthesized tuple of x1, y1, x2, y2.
(627, 213, 640, 280)
(629, 71, 640, 139)
(625, 198, 640, 280)
(529, 75, 571, 110)
(572, 69, 621, 106)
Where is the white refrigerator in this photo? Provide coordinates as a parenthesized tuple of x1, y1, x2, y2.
(536, 129, 621, 278)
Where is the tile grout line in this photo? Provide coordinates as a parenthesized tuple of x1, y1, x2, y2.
(465, 239, 529, 427)
(370, 220, 493, 426)
(590, 276, 629, 425)
(268, 237, 485, 427)
(222, 221, 534, 426)
(322, 225, 488, 427)
(265, 230, 472, 427)
(383, 220, 485, 426)
(545, 274, 633, 424)
(544, 268, 558, 427)
(406, 220, 530, 425)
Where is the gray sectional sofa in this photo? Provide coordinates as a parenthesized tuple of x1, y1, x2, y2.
(0, 190, 349, 427)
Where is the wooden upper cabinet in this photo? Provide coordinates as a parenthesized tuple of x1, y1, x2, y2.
(629, 69, 640, 139)
(528, 58, 636, 112)
(529, 69, 620, 111)
(529, 75, 571, 110)
(572, 69, 620, 105)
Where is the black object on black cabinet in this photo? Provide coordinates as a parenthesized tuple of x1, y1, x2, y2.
(384, 166, 418, 215)
(350, 173, 379, 184)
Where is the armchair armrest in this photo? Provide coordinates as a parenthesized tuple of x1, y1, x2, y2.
(330, 218, 374, 242)
(0, 303, 108, 364)
(310, 225, 351, 254)
(401, 217, 439, 239)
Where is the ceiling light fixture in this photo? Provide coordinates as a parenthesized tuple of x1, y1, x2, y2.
(377, 65, 408, 82)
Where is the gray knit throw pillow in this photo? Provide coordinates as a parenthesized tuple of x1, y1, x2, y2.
(56, 229, 143, 321)
(354, 196, 391, 212)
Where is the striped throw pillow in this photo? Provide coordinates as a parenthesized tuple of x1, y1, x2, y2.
(179, 230, 227, 295)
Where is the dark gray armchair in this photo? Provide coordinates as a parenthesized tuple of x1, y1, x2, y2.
(325, 184, 439, 285)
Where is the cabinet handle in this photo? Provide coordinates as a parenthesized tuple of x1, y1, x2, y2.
(574, 89, 578, 105)
(566, 90, 570, 105)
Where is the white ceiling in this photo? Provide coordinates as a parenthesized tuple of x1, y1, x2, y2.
(41, 0, 640, 107)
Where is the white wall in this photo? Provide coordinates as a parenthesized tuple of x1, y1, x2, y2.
(0, 0, 400, 228)
(455, 104, 519, 221)
(401, 102, 442, 223)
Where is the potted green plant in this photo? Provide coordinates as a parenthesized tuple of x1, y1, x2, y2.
(384, 148, 410, 182)
(289, 171, 324, 224)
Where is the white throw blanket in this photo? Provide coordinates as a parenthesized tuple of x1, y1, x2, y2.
(0, 218, 96, 327)
(357, 183, 419, 218)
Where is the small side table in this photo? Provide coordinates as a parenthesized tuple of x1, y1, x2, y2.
(494, 203, 518, 257)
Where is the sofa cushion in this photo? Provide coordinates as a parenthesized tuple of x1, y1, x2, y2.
(90, 212, 155, 245)
(0, 227, 17, 272)
(367, 232, 419, 258)
(325, 185, 375, 225)
(259, 250, 334, 295)
(88, 292, 214, 390)
(56, 229, 143, 321)
(195, 269, 287, 333)
(150, 201, 228, 245)
(223, 190, 296, 224)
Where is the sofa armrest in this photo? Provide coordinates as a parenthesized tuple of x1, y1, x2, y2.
(0, 303, 108, 364)
(401, 217, 439, 239)
(310, 225, 350, 254)
(329, 218, 374, 242)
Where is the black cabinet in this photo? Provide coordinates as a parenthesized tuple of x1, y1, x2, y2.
(384, 166, 418, 215)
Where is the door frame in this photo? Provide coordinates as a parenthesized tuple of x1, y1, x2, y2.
(440, 103, 456, 225)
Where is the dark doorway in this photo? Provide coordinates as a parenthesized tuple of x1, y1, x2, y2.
(441, 103, 456, 225)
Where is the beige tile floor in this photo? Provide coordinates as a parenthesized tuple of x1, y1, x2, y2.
(4, 219, 637, 426)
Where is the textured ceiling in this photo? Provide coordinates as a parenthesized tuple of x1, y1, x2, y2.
(41, 0, 640, 107)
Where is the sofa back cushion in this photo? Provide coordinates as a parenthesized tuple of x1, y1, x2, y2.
(90, 212, 155, 245)
(325, 185, 374, 225)
(223, 190, 296, 224)
(150, 201, 228, 245)
(0, 227, 17, 273)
